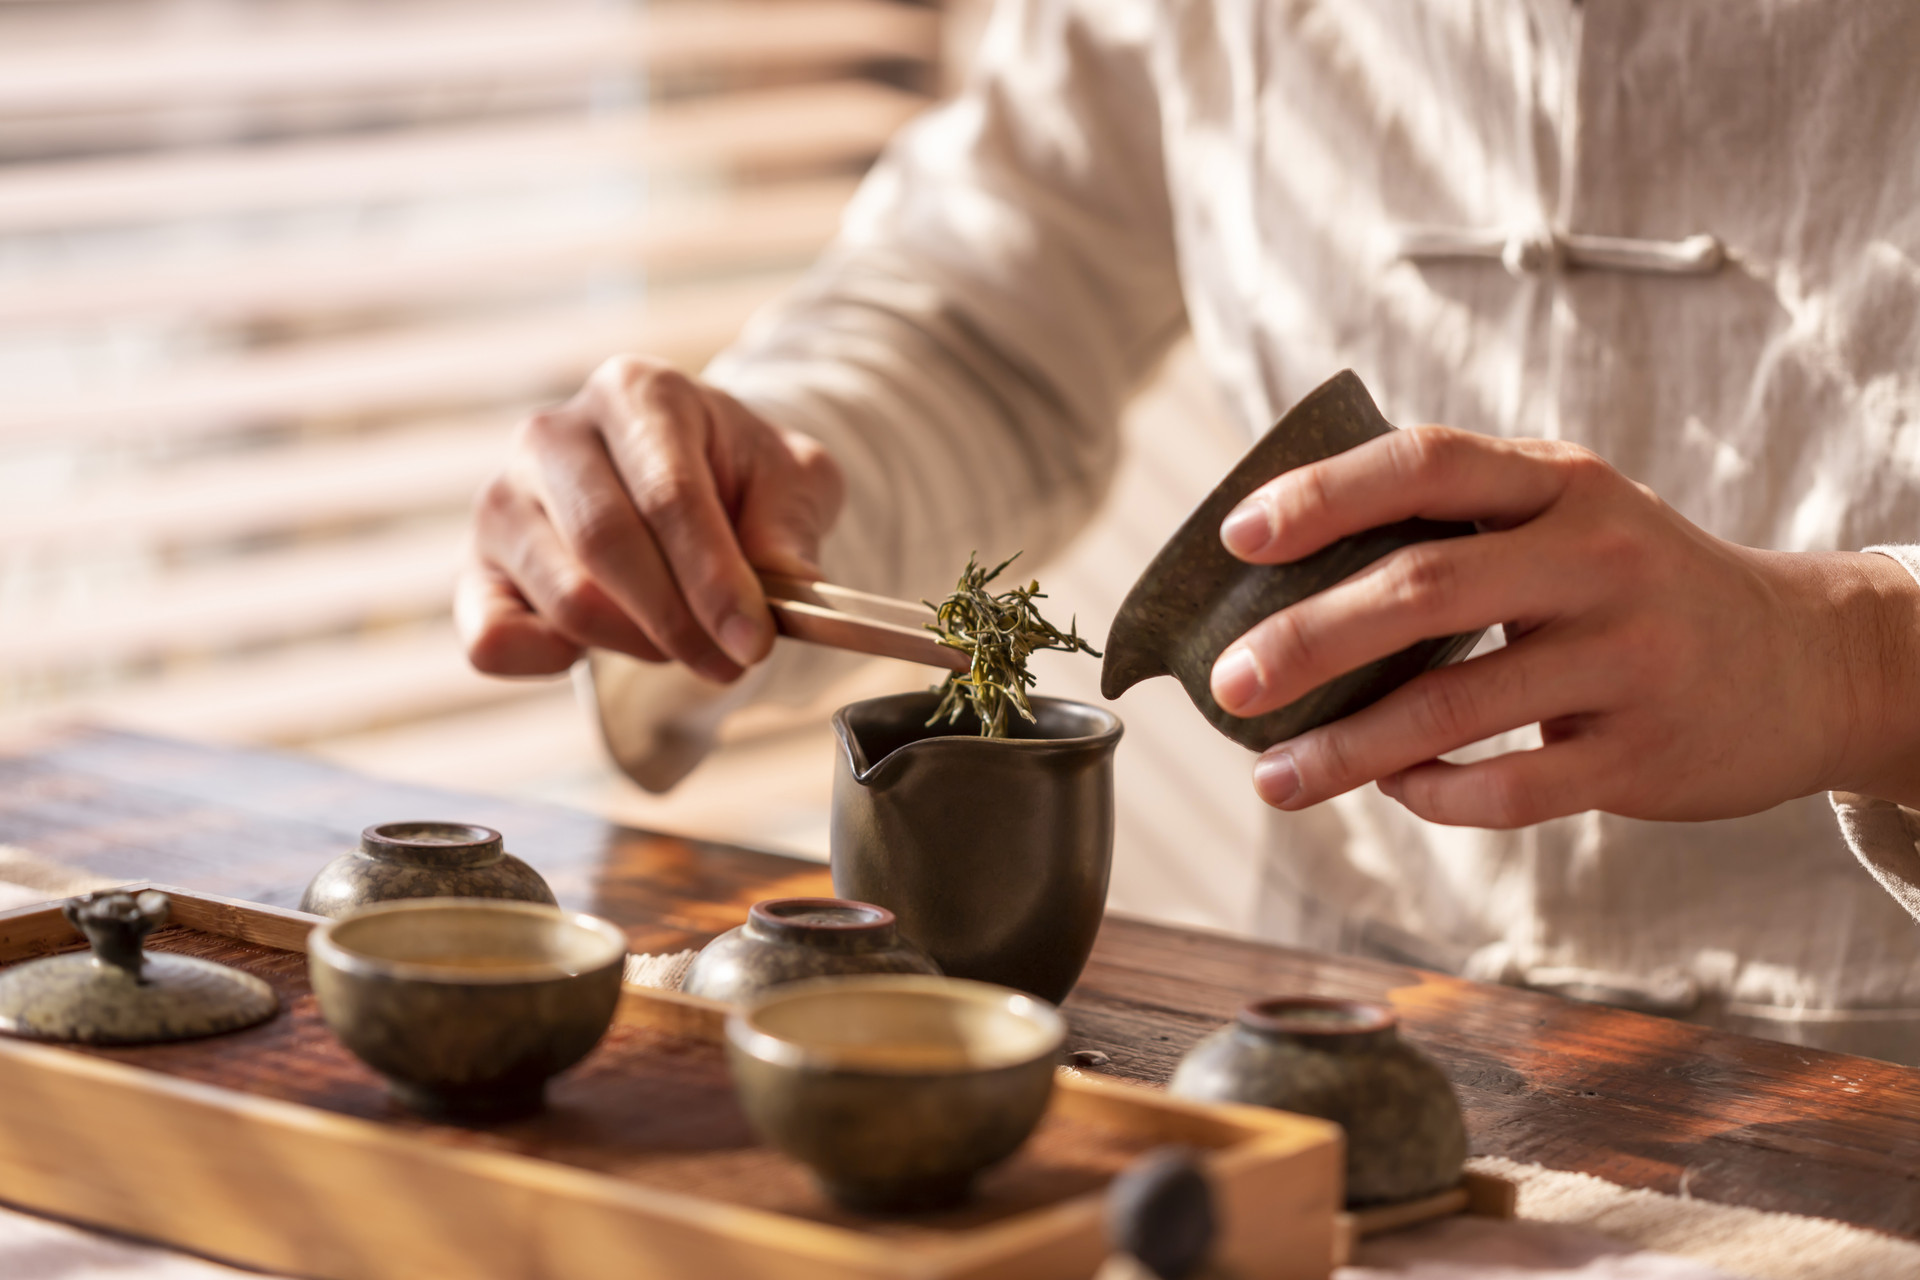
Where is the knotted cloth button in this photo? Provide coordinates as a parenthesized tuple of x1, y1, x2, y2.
(1501, 230, 1559, 277)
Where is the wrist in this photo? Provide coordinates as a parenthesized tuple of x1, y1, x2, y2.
(1792, 549, 1920, 807)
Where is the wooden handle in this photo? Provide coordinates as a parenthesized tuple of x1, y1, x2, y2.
(757, 572, 969, 673)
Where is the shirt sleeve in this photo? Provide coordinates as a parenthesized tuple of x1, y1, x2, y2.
(1833, 544, 1920, 920)
(590, 0, 1188, 791)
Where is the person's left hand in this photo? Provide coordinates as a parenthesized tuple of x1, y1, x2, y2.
(1207, 425, 1920, 826)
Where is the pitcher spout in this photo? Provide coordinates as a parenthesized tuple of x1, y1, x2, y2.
(830, 703, 880, 785)
(1099, 630, 1169, 699)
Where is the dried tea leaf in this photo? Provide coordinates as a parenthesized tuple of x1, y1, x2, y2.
(923, 552, 1102, 737)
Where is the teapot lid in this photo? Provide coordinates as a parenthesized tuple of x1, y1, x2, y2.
(0, 890, 278, 1045)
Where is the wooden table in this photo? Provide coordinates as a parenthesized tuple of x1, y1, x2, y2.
(4, 726, 1918, 1244)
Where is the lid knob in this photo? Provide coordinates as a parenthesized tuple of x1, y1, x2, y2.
(62, 889, 169, 982)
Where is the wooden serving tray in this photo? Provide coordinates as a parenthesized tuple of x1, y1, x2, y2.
(0, 885, 1353, 1280)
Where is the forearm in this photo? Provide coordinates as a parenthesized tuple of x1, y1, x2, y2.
(709, 253, 1161, 606)
(707, 4, 1185, 600)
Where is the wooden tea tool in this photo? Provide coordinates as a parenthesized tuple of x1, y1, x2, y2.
(758, 571, 969, 672)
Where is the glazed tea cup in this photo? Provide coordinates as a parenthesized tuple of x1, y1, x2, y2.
(309, 898, 626, 1120)
(830, 692, 1122, 1003)
(1102, 369, 1483, 751)
(725, 975, 1065, 1211)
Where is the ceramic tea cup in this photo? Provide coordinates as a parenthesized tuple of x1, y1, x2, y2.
(725, 974, 1066, 1212)
(309, 898, 626, 1120)
(300, 821, 557, 918)
(1102, 369, 1484, 751)
(681, 897, 940, 1005)
(1168, 996, 1466, 1204)
(831, 692, 1121, 1004)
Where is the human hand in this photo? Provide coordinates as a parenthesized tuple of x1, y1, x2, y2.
(457, 356, 845, 680)
(1208, 426, 1920, 825)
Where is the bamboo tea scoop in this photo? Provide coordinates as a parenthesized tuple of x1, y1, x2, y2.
(758, 571, 969, 672)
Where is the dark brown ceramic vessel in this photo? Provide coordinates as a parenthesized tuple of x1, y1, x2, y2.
(299, 821, 557, 918)
(1102, 370, 1483, 751)
(681, 897, 941, 1005)
(1168, 997, 1467, 1205)
(830, 693, 1122, 1004)
(308, 898, 625, 1120)
(725, 975, 1065, 1212)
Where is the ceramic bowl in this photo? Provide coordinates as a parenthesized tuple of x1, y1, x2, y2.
(300, 821, 557, 918)
(1101, 370, 1483, 751)
(830, 692, 1121, 1003)
(1168, 996, 1466, 1204)
(681, 897, 940, 1005)
(309, 898, 626, 1120)
(725, 975, 1066, 1212)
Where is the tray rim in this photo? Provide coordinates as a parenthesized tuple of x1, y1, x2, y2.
(0, 882, 1347, 1280)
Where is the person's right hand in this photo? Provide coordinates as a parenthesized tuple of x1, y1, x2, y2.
(457, 355, 845, 682)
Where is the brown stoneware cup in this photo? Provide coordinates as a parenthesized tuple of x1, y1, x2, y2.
(681, 897, 941, 1005)
(309, 898, 626, 1120)
(300, 821, 557, 918)
(830, 692, 1122, 1004)
(1168, 996, 1466, 1205)
(725, 975, 1066, 1212)
(1102, 369, 1483, 751)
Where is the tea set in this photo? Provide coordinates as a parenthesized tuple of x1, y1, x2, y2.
(0, 371, 1477, 1257)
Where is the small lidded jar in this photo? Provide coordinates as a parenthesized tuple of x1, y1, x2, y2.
(682, 897, 941, 1004)
(299, 821, 557, 918)
(1169, 996, 1466, 1205)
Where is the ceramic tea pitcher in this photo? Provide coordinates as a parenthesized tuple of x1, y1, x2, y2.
(830, 692, 1122, 1004)
(1102, 369, 1483, 751)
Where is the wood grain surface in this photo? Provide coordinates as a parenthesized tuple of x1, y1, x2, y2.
(0, 897, 1341, 1280)
(7, 927, 1158, 1237)
(3, 727, 1917, 1239)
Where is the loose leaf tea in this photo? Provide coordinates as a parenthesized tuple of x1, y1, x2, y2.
(924, 552, 1102, 737)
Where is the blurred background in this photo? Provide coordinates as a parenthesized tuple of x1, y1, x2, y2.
(0, 0, 1271, 937)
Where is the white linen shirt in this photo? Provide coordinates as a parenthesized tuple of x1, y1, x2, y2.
(593, 0, 1920, 1059)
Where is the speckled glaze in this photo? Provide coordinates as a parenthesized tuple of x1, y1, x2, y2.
(0, 890, 276, 1045)
(1168, 997, 1467, 1205)
(1102, 370, 1483, 751)
(830, 693, 1122, 1004)
(308, 898, 625, 1120)
(682, 898, 940, 1004)
(726, 975, 1065, 1212)
(299, 821, 556, 918)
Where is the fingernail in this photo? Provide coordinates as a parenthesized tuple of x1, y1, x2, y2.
(1220, 499, 1273, 557)
(717, 611, 766, 666)
(1254, 751, 1301, 806)
(1211, 647, 1264, 712)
